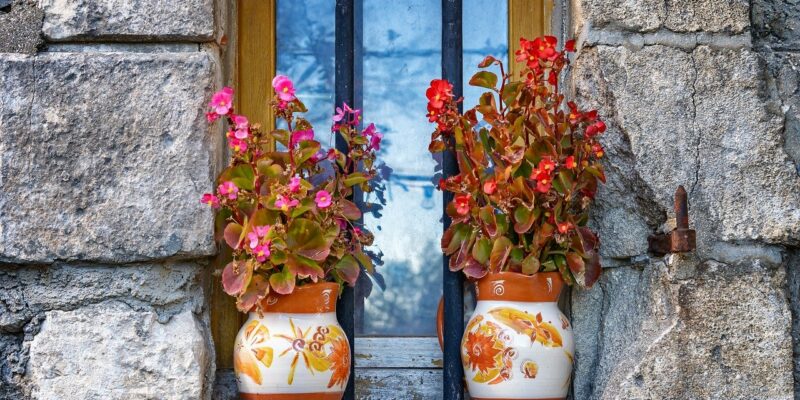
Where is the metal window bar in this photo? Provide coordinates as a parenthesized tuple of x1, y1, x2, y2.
(335, 1, 357, 399)
(442, 1, 465, 399)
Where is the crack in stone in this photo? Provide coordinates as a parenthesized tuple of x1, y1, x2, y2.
(688, 50, 702, 204)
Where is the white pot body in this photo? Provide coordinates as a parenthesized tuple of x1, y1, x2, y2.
(462, 272, 574, 400)
(233, 284, 349, 400)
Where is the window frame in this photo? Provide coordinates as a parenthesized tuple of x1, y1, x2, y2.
(210, 1, 555, 399)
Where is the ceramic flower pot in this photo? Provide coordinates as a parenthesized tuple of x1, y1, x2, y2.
(234, 282, 350, 400)
(438, 271, 574, 400)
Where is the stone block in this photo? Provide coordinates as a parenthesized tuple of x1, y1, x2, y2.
(572, 45, 800, 257)
(0, 0, 43, 53)
(752, 0, 800, 48)
(573, 0, 749, 34)
(27, 303, 210, 400)
(0, 52, 218, 263)
(38, 0, 215, 41)
(572, 256, 793, 399)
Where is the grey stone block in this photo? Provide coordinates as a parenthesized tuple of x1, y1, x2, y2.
(0, 0, 43, 53)
(39, 0, 215, 41)
(572, 256, 793, 399)
(0, 52, 218, 263)
(27, 303, 210, 400)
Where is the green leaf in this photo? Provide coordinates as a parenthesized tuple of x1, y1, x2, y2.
(221, 260, 252, 296)
(471, 237, 492, 265)
(221, 164, 255, 191)
(344, 173, 369, 187)
(340, 199, 362, 220)
(295, 140, 321, 165)
(334, 255, 360, 286)
(489, 236, 513, 271)
(442, 223, 471, 255)
(478, 55, 497, 68)
(270, 129, 290, 146)
(223, 222, 244, 249)
(286, 218, 330, 261)
(236, 274, 269, 312)
(469, 71, 498, 89)
(354, 250, 375, 274)
(269, 266, 296, 294)
(513, 205, 535, 234)
(566, 252, 585, 274)
(269, 248, 287, 265)
(501, 82, 523, 106)
(286, 254, 325, 281)
(521, 255, 541, 275)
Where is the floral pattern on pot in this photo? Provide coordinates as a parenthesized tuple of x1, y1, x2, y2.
(461, 315, 518, 385)
(234, 320, 275, 385)
(488, 307, 563, 348)
(275, 319, 348, 388)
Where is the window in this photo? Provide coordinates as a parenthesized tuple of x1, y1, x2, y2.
(211, 1, 555, 398)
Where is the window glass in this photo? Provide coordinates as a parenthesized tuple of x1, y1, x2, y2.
(276, 0, 336, 133)
(358, 0, 444, 336)
(463, 0, 509, 108)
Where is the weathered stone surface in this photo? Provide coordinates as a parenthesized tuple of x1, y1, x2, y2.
(0, 262, 206, 331)
(765, 51, 800, 170)
(788, 250, 800, 400)
(572, 256, 793, 399)
(573, 45, 800, 258)
(27, 303, 210, 400)
(0, 0, 43, 53)
(663, 0, 750, 34)
(0, 262, 210, 397)
(572, 0, 749, 34)
(752, 0, 800, 49)
(692, 46, 800, 245)
(0, 52, 218, 263)
(212, 369, 238, 400)
(38, 0, 215, 41)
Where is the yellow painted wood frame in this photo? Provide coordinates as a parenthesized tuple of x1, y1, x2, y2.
(211, 0, 276, 370)
(508, 0, 553, 78)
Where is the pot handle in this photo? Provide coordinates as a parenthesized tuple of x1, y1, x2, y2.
(436, 296, 444, 351)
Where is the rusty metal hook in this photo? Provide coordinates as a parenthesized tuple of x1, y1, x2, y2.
(648, 186, 697, 255)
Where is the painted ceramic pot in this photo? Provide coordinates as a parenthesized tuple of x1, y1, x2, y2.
(440, 271, 574, 400)
(234, 282, 350, 400)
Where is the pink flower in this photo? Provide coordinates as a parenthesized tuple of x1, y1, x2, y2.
(200, 193, 220, 209)
(253, 242, 271, 263)
(228, 138, 248, 153)
(272, 75, 296, 102)
(363, 123, 377, 136)
(288, 176, 301, 193)
(368, 132, 383, 151)
(290, 129, 314, 147)
(247, 231, 260, 249)
(333, 103, 351, 122)
(336, 218, 347, 230)
(315, 190, 332, 209)
(218, 181, 239, 200)
(309, 150, 325, 163)
(234, 129, 249, 140)
(232, 114, 248, 130)
(206, 112, 220, 123)
(275, 195, 299, 211)
(210, 87, 233, 115)
(254, 225, 270, 237)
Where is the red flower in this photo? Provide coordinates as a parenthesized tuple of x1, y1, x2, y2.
(483, 179, 497, 195)
(564, 156, 576, 169)
(594, 120, 606, 133)
(531, 168, 553, 193)
(533, 36, 559, 61)
(557, 221, 573, 234)
(537, 158, 556, 174)
(547, 71, 558, 86)
(454, 194, 471, 215)
(586, 124, 598, 137)
(592, 143, 604, 158)
(427, 79, 454, 110)
(565, 39, 576, 52)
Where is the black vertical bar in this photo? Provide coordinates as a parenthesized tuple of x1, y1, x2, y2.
(442, 1, 464, 399)
(335, 1, 356, 399)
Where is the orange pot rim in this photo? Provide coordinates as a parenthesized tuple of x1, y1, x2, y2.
(255, 281, 340, 314)
(474, 270, 564, 302)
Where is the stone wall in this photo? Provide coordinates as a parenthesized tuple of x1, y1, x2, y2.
(0, 0, 222, 399)
(569, 0, 800, 398)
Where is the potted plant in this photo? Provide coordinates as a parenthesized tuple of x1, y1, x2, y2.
(202, 76, 382, 399)
(431, 36, 605, 399)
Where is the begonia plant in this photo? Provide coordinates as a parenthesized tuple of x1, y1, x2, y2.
(202, 76, 383, 312)
(427, 36, 605, 287)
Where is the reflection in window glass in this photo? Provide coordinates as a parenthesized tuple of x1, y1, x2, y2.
(277, 1, 335, 133)
(359, 0, 444, 336)
(463, 0, 509, 108)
